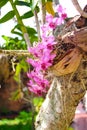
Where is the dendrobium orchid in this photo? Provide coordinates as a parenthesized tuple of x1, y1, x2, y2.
(27, 4, 67, 96)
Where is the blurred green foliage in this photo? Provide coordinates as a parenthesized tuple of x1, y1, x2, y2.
(0, 110, 74, 130)
(0, 25, 38, 49)
(0, 111, 32, 130)
(0, 97, 44, 130)
(1, 36, 27, 50)
(33, 97, 44, 112)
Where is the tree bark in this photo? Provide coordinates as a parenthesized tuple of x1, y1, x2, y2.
(35, 9, 87, 130)
(35, 57, 87, 130)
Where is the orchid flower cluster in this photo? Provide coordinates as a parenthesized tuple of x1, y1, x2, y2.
(27, 5, 67, 96)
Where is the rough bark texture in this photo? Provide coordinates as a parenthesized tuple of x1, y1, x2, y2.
(35, 58, 87, 130)
(35, 6, 87, 130)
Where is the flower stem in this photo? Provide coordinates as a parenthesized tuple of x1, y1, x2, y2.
(34, 9, 41, 41)
(41, 0, 46, 24)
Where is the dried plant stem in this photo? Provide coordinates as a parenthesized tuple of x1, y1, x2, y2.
(0, 50, 30, 56)
(71, 0, 87, 18)
(53, 0, 60, 5)
(41, 0, 46, 24)
(34, 9, 41, 41)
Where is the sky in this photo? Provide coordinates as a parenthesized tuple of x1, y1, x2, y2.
(0, 0, 87, 45)
(59, 0, 87, 16)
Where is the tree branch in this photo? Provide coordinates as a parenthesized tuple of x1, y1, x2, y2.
(0, 50, 30, 56)
(35, 56, 87, 130)
(71, 0, 87, 18)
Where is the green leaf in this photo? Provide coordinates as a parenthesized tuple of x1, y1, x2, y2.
(1, 35, 27, 50)
(11, 24, 37, 36)
(14, 63, 21, 82)
(46, 0, 53, 2)
(2, 35, 9, 41)
(11, 24, 21, 31)
(11, 31, 23, 37)
(11, 24, 38, 43)
(27, 27, 38, 42)
(14, 0, 30, 7)
(11, 24, 23, 36)
(0, 10, 15, 23)
(10, 89, 23, 101)
(33, 97, 44, 106)
(0, 0, 8, 8)
(30, 35, 38, 43)
(27, 27, 37, 35)
(14, 59, 29, 82)
(31, 0, 39, 10)
(33, 97, 44, 112)
(31, 0, 39, 11)
(21, 10, 34, 19)
(21, 5, 39, 19)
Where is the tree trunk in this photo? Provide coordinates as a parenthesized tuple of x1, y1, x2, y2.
(35, 57, 87, 130)
(35, 7, 87, 130)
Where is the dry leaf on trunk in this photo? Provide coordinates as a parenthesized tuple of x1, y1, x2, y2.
(50, 48, 82, 76)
